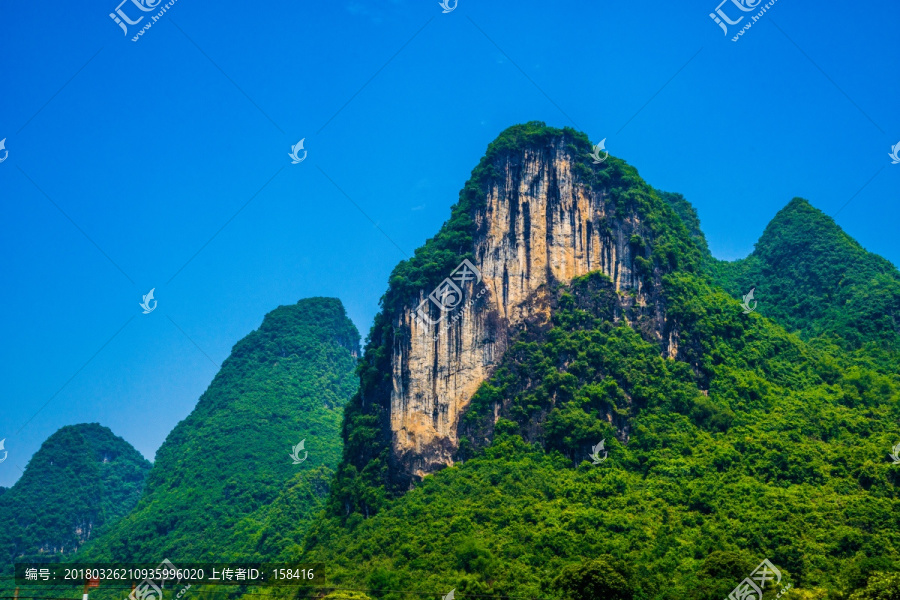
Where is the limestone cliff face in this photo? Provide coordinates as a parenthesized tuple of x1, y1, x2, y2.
(390, 137, 662, 481)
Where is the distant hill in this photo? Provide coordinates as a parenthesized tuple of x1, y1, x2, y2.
(76, 297, 359, 562)
(0, 423, 151, 574)
(711, 197, 900, 356)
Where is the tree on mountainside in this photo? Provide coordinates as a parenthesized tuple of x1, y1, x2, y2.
(553, 558, 633, 600)
(850, 572, 900, 600)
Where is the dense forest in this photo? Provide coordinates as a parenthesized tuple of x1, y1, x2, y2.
(315, 123, 900, 600)
(75, 297, 360, 563)
(3, 124, 898, 600)
(0, 424, 151, 574)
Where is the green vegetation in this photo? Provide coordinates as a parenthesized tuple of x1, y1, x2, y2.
(657, 190, 708, 254)
(554, 558, 633, 600)
(308, 126, 900, 600)
(301, 267, 900, 599)
(711, 198, 900, 358)
(333, 121, 704, 512)
(850, 572, 900, 599)
(0, 424, 151, 573)
(76, 297, 359, 563)
(321, 591, 374, 600)
(6, 125, 900, 600)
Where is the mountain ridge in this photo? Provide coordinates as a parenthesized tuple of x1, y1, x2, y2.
(311, 123, 900, 600)
(333, 121, 708, 509)
(0, 423, 151, 575)
(711, 197, 900, 361)
(5, 123, 900, 600)
(75, 296, 360, 563)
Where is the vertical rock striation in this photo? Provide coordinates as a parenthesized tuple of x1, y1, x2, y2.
(335, 122, 700, 508)
(390, 136, 656, 480)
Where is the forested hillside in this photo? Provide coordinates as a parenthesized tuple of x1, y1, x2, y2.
(711, 197, 900, 360)
(76, 297, 359, 563)
(303, 124, 900, 600)
(5, 125, 898, 600)
(303, 270, 900, 599)
(0, 424, 151, 574)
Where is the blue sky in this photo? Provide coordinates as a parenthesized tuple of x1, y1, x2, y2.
(1, 0, 897, 486)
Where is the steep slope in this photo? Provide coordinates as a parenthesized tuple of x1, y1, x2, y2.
(333, 121, 701, 510)
(77, 297, 359, 562)
(658, 189, 710, 259)
(0, 424, 151, 573)
(306, 124, 900, 600)
(712, 198, 900, 354)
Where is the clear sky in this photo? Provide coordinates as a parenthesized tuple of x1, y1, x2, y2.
(1, 0, 897, 486)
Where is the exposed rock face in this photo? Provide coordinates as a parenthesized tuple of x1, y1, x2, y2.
(390, 139, 655, 481)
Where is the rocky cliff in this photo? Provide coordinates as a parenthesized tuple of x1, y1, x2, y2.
(319, 153, 900, 598)
(338, 122, 701, 496)
(393, 137, 668, 479)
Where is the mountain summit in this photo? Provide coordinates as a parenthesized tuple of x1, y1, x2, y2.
(334, 122, 705, 498)
(713, 197, 900, 351)
(77, 297, 359, 562)
(0, 423, 151, 573)
(312, 123, 900, 599)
